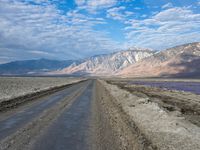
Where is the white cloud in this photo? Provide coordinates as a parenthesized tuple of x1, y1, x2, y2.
(29, 50, 53, 56)
(106, 6, 134, 21)
(162, 3, 173, 9)
(106, 6, 126, 21)
(124, 11, 134, 16)
(75, 0, 118, 13)
(75, 0, 86, 6)
(0, 0, 120, 62)
(154, 7, 200, 22)
(87, 0, 116, 8)
(125, 7, 200, 50)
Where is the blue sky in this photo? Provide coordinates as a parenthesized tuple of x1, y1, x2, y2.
(0, 0, 200, 63)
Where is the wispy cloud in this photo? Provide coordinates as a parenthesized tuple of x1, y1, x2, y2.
(106, 6, 134, 21)
(107, 6, 126, 21)
(0, 0, 199, 63)
(29, 50, 53, 56)
(87, 0, 116, 8)
(162, 3, 173, 9)
(75, 0, 117, 13)
(75, 0, 86, 6)
(0, 0, 120, 62)
(124, 7, 200, 50)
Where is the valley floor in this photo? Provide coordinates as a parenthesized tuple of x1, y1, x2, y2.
(0, 78, 200, 150)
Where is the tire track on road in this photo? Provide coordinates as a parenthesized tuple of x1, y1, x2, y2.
(30, 81, 94, 150)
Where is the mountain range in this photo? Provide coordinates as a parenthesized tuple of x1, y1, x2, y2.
(0, 42, 200, 78)
(118, 42, 200, 78)
(0, 59, 80, 75)
(52, 47, 154, 76)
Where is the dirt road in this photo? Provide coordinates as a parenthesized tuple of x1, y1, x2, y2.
(0, 80, 94, 150)
(0, 79, 200, 150)
(31, 81, 93, 150)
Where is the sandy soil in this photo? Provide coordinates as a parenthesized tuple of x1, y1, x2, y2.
(108, 80, 200, 127)
(96, 79, 200, 150)
(91, 80, 154, 150)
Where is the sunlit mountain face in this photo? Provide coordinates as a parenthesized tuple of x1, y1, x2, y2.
(0, 0, 200, 64)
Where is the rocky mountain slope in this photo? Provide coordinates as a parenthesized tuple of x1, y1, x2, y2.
(118, 42, 200, 78)
(54, 48, 155, 76)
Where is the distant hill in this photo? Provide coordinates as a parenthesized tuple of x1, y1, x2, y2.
(118, 42, 200, 78)
(0, 59, 80, 75)
(52, 48, 155, 76)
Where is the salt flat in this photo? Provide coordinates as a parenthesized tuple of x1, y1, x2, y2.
(0, 77, 82, 102)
